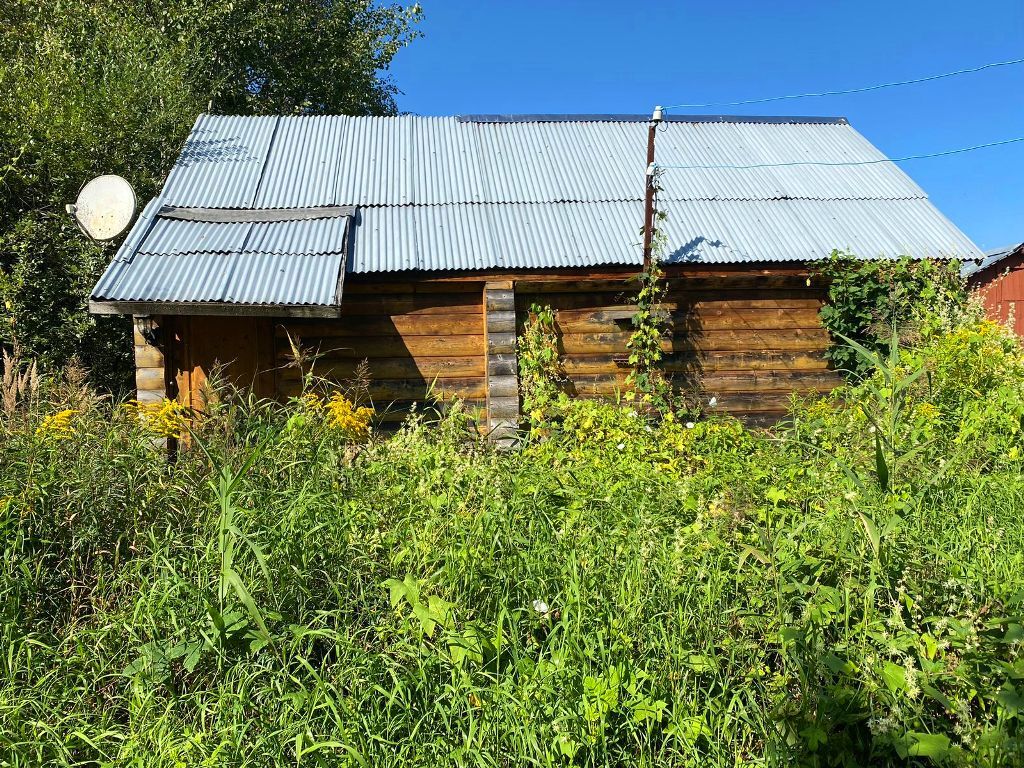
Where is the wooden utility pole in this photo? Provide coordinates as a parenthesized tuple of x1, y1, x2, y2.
(642, 105, 663, 270)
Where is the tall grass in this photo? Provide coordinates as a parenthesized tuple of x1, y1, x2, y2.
(2, 322, 1024, 766)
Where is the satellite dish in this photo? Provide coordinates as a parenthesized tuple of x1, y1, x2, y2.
(65, 174, 137, 241)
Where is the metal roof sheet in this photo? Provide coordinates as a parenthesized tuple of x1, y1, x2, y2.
(351, 198, 980, 273)
(961, 242, 1023, 278)
(92, 113, 984, 307)
(157, 114, 926, 207)
(93, 216, 347, 305)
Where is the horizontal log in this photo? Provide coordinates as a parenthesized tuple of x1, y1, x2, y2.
(274, 314, 483, 338)
(558, 328, 830, 355)
(134, 344, 165, 368)
(485, 290, 515, 311)
(486, 332, 516, 355)
(551, 307, 823, 335)
(325, 294, 484, 316)
(487, 395, 521, 419)
(342, 265, 808, 288)
(561, 350, 830, 375)
(276, 334, 485, 359)
(515, 288, 824, 312)
(486, 376, 519, 399)
(560, 370, 839, 396)
(276, 355, 485, 381)
(134, 387, 165, 403)
(343, 280, 485, 295)
(487, 358, 518, 377)
(517, 274, 815, 295)
(135, 367, 166, 391)
(485, 310, 517, 333)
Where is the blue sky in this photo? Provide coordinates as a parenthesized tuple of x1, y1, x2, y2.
(389, 1, 1023, 251)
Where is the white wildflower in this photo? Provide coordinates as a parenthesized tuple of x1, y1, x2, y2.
(685, 422, 695, 429)
(617, 443, 625, 451)
(532, 599, 549, 614)
(708, 397, 717, 408)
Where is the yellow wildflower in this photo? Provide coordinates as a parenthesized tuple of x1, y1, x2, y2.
(915, 402, 940, 421)
(301, 392, 324, 412)
(36, 409, 78, 439)
(323, 393, 373, 441)
(127, 398, 190, 439)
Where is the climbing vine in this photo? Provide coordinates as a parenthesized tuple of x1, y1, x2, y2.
(517, 303, 565, 428)
(816, 251, 972, 378)
(625, 168, 672, 411)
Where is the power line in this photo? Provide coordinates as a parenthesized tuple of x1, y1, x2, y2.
(654, 136, 1024, 171)
(663, 57, 1024, 110)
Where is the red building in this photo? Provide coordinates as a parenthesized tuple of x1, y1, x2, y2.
(965, 243, 1024, 336)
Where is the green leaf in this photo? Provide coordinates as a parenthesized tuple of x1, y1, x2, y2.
(857, 512, 881, 559)
(822, 653, 857, 676)
(873, 430, 889, 492)
(879, 661, 906, 693)
(895, 732, 950, 760)
(996, 685, 1024, 718)
(800, 725, 828, 751)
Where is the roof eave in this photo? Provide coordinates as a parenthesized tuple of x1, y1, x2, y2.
(88, 299, 345, 319)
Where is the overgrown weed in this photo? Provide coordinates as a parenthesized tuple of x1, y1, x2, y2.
(1, 320, 1023, 766)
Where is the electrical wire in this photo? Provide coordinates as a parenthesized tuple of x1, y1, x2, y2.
(653, 136, 1024, 171)
(662, 57, 1024, 110)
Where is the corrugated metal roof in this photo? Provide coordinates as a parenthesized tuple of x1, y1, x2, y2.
(157, 114, 925, 206)
(93, 216, 347, 305)
(353, 199, 979, 273)
(961, 242, 1023, 278)
(92, 113, 984, 307)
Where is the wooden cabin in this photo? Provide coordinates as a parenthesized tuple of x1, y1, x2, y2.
(90, 114, 982, 430)
(964, 243, 1024, 337)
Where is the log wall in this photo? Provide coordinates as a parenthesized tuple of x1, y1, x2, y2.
(145, 266, 841, 428)
(275, 278, 487, 424)
(513, 266, 840, 423)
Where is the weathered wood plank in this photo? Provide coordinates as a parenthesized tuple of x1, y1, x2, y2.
(485, 290, 515, 311)
(303, 294, 483, 316)
(134, 388, 165, 404)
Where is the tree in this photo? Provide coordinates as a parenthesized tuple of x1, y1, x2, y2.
(0, 0, 421, 393)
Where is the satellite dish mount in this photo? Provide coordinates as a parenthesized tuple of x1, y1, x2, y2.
(66, 174, 137, 241)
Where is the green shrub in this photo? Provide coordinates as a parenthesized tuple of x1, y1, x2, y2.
(816, 252, 975, 378)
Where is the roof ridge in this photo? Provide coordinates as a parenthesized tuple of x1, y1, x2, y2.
(197, 112, 849, 125)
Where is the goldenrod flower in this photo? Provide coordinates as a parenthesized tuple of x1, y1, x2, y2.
(126, 398, 189, 439)
(36, 409, 78, 439)
(323, 393, 374, 442)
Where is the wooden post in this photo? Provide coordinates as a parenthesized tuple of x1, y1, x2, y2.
(483, 281, 519, 441)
